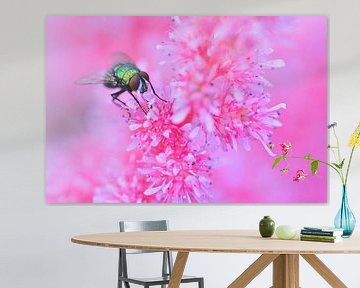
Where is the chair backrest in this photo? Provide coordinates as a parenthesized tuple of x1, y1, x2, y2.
(118, 220, 174, 282)
(119, 220, 169, 254)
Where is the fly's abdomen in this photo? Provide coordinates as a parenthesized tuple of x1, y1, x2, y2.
(113, 63, 139, 86)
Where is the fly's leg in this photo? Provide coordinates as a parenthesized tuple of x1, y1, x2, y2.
(140, 93, 153, 111)
(147, 80, 167, 102)
(111, 90, 131, 119)
(111, 90, 127, 107)
(129, 91, 147, 115)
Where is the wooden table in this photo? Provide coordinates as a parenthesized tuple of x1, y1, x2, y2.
(71, 230, 360, 288)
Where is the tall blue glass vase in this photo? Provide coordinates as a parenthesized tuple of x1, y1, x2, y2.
(334, 185, 356, 237)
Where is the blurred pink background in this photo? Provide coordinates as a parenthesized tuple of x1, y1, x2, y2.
(46, 16, 327, 203)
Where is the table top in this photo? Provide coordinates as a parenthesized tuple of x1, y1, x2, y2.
(71, 230, 360, 254)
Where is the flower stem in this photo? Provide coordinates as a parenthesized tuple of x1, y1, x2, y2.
(330, 147, 338, 163)
(333, 127, 345, 181)
(333, 127, 342, 162)
(345, 129, 360, 185)
(287, 155, 344, 184)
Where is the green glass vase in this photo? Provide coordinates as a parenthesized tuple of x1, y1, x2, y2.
(259, 216, 275, 238)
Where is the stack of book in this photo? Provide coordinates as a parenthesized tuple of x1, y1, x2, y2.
(300, 226, 344, 243)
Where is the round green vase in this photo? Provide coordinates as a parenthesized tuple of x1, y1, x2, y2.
(259, 216, 275, 238)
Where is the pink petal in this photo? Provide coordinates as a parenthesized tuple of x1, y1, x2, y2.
(144, 185, 163, 196)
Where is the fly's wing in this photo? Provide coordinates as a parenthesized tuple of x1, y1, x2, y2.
(110, 51, 135, 66)
(76, 71, 118, 88)
(76, 51, 135, 87)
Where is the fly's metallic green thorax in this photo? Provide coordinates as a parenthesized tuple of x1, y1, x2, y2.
(113, 63, 140, 86)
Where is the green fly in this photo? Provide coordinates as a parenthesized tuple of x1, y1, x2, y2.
(77, 53, 166, 114)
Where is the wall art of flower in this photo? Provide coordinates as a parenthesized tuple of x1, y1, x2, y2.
(46, 16, 327, 203)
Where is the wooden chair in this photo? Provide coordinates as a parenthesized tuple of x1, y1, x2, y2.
(118, 220, 204, 288)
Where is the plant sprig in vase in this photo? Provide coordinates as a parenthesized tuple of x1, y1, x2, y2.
(272, 122, 360, 237)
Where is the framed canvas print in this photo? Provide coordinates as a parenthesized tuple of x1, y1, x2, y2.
(46, 16, 327, 203)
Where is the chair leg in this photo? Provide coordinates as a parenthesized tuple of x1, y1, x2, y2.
(199, 278, 204, 288)
(118, 250, 123, 288)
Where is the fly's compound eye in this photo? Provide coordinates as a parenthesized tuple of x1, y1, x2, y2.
(139, 71, 150, 81)
(129, 74, 140, 91)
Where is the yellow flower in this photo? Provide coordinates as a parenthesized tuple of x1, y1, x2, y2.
(349, 122, 360, 148)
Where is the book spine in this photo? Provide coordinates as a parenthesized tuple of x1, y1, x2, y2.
(301, 230, 335, 236)
(300, 237, 337, 243)
(300, 234, 337, 240)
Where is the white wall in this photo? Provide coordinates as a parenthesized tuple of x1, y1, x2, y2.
(1, 0, 360, 287)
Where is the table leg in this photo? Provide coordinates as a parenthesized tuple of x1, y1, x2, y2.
(301, 254, 347, 288)
(272, 254, 299, 288)
(168, 252, 189, 288)
(228, 254, 279, 288)
(228, 253, 348, 288)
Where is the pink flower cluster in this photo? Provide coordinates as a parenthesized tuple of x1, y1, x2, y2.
(94, 172, 145, 203)
(274, 143, 308, 182)
(280, 142, 292, 156)
(293, 169, 307, 182)
(157, 16, 286, 154)
(120, 99, 214, 203)
(99, 17, 286, 202)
